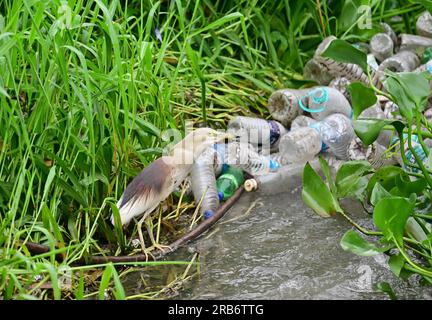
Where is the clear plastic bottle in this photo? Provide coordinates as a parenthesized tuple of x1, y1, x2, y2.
(303, 58, 333, 85)
(378, 50, 420, 73)
(244, 156, 340, 195)
(313, 113, 355, 160)
(268, 86, 352, 125)
(190, 147, 220, 218)
(216, 166, 244, 201)
(267, 88, 307, 127)
(227, 116, 288, 151)
(329, 77, 351, 101)
(279, 126, 323, 163)
(279, 113, 354, 163)
(399, 34, 432, 52)
(417, 11, 432, 38)
(215, 142, 280, 176)
(370, 33, 394, 62)
(307, 87, 352, 121)
(391, 134, 428, 173)
(244, 160, 315, 195)
(290, 115, 317, 131)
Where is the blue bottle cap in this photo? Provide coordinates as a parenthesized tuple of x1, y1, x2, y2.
(204, 210, 215, 219)
(218, 191, 224, 202)
(269, 159, 280, 171)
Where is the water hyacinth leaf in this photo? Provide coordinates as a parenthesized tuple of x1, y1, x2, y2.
(336, 160, 373, 198)
(384, 73, 429, 121)
(347, 82, 377, 119)
(366, 166, 406, 197)
(321, 39, 368, 72)
(340, 230, 393, 256)
(373, 197, 414, 246)
(319, 155, 336, 195)
(353, 119, 387, 145)
(376, 282, 397, 300)
(388, 253, 406, 278)
(302, 162, 341, 218)
(370, 182, 392, 206)
(395, 174, 426, 197)
(395, 73, 429, 111)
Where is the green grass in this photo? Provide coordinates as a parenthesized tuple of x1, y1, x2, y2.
(0, 0, 428, 299)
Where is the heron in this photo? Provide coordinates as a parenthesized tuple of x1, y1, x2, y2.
(111, 128, 233, 254)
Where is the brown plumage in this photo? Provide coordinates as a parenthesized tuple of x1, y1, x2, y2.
(111, 128, 233, 226)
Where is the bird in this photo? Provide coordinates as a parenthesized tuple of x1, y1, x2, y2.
(111, 128, 233, 250)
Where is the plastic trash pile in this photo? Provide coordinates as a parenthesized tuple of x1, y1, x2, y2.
(188, 11, 432, 219)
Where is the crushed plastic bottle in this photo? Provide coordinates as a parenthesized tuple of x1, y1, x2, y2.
(214, 142, 280, 176)
(244, 155, 341, 195)
(314, 36, 384, 90)
(227, 116, 287, 151)
(417, 11, 432, 38)
(267, 88, 306, 127)
(378, 50, 420, 72)
(279, 126, 323, 163)
(190, 147, 220, 218)
(268, 86, 352, 126)
(279, 113, 355, 163)
(381, 22, 398, 45)
(303, 58, 333, 85)
(399, 34, 432, 52)
(216, 166, 244, 201)
(370, 33, 394, 62)
(391, 134, 429, 172)
(312, 113, 355, 160)
(244, 159, 321, 195)
(290, 115, 317, 131)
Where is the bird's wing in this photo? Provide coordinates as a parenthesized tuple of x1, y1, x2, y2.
(115, 157, 174, 225)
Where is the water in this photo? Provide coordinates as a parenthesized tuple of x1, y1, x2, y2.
(124, 187, 432, 300)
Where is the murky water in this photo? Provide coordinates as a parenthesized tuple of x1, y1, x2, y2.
(177, 187, 431, 300)
(124, 186, 432, 299)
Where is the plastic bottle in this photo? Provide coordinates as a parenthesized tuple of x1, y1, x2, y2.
(227, 116, 288, 151)
(268, 87, 352, 125)
(391, 134, 428, 172)
(303, 58, 333, 85)
(314, 113, 355, 160)
(314, 36, 384, 90)
(244, 155, 341, 195)
(267, 88, 306, 127)
(190, 147, 220, 218)
(329, 77, 351, 101)
(367, 54, 380, 71)
(307, 87, 352, 121)
(378, 50, 420, 73)
(214, 142, 280, 176)
(417, 11, 432, 38)
(381, 22, 398, 45)
(399, 34, 432, 52)
(244, 160, 318, 195)
(290, 115, 317, 131)
(279, 126, 323, 163)
(216, 166, 244, 201)
(370, 33, 394, 62)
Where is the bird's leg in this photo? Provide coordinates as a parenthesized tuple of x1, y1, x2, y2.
(136, 215, 156, 261)
(145, 217, 172, 253)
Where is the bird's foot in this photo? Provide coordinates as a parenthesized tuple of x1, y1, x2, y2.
(149, 243, 172, 253)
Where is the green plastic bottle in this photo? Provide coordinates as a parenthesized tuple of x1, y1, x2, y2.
(216, 166, 244, 201)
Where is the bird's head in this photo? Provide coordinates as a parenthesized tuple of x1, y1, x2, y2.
(172, 128, 234, 163)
